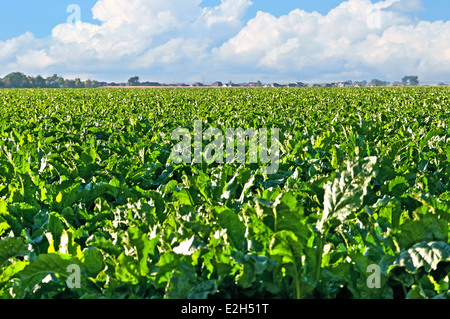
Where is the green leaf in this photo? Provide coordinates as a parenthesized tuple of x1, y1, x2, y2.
(319, 157, 377, 232)
(164, 262, 198, 299)
(173, 188, 194, 206)
(126, 227, 157, 276)
(331, 145, 344, 170)
(56, 192, 63, 203)
(18, 253, 77, 278)
(82, 247, 104, 278)
(396, 220, 427, 249)
(388, 176, 409, 197)
(80, 146, 98, 165)
(115, 253, 140, 284)
(14, 252, 90, 298)
(214, 207, 245, 251)
(0, 237, 29, 265)
(270, 230, 304, 298)
(373, 196, 403, 228)
(394, 241, 450, 273)
(0, 260, 28, 285)
(186, 280, 218, 299)
(154, 252, 181, 290)
(173, 235, 206, 256)
(221, 173, 239, 201)
(272, 192, 309, 242)
(407, 285, 427, 299)
(419, 128, 445, 151)
(47, 213, 65, 249)
(270, 231, 303, 265)
(238, 174, 255, 204)
(237, 254, 277, 290)
(0, 216, 10, 236)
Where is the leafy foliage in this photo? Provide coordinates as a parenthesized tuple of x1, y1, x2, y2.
(0, 87, 449, 299)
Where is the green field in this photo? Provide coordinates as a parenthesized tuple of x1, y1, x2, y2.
(0, 87, 449, 299)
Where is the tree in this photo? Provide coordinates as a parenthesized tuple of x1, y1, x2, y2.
(74, 78, 83, 88)
(402, 76, 419, 86)
(354, 80, 367, 87)
(3, 72, 28, 88)
(65, 79, 75, 88)
(369, 79, 389, 87)
(128, 76, 140, 86)
(56, 76, 65, 88)
(45, 74, 60, 88)
(48, 74, 58, 82)
(401, 76, 408, 86)
(409, 76, 419, 86)
(34, 75, 46, 88)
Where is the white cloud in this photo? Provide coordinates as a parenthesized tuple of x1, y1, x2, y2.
(41, 0, 251, 77)
(214, 0, 450, 81)
(1, 0, 450, 82)
(0, 32, 54, 74)
(201, 0, 252, 28)
(132, 37, 211, 69)
(15, 50, 54, 71)
(384, 0, 423, 13)
(0, 32, 39, 63)
(356, 20, 450, 79)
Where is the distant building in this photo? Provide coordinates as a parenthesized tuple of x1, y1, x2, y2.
(192, 82, 205, 87)
(226, 81, 241, 87)
(266, 83, 283, 88)
(248, 81, 262, 87)
(140, 81, 161, 86)
(338, 81, 352, 87)
(211, 81, 224, 87)
(353, 81, 367, 87)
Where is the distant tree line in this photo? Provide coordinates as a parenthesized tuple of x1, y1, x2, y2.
(367, 76, 419, 87)
(0, 72, 120, 89)
(0, 72, 421, 89)
(368, 79, 390, 87)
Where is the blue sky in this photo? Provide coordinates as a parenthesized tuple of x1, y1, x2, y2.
(2, 0, 449, 40)
(1, 0, 450, 83)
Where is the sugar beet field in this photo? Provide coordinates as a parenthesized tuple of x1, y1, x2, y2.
(0, 87, 449, 299)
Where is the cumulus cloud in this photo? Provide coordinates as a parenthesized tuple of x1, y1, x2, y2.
(201, 0, 252, 28)
(214, 0, 450, 81)
(1, 0, 449, 82)
(385, 0, 423, 13)
(43, 0, 251, 77)
(0, 32, 41, 64)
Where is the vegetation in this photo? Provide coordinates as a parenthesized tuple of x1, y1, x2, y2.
(127, 76, 141, 87)
(0, 87, 448, 299)
(369, 79, 391, 87)
(402, 76, 420, 86)
(0, 72, 112, 89)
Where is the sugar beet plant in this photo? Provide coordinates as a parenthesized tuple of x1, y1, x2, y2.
(0, 87, 449, 299)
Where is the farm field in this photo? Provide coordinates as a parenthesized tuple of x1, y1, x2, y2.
(0, 87, 449, 299)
